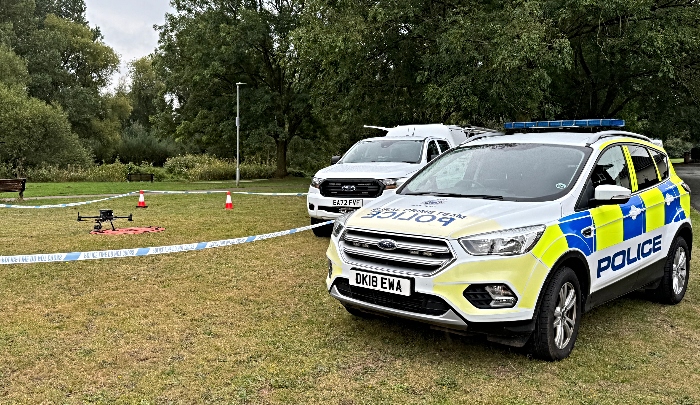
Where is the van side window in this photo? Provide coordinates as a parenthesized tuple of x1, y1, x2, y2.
(577, 146, 631, 210)
(437, 140, 451, 153)
(628, 145, 659, 190)
(427, 141, 440, 161)
(648, 148, 669, 181)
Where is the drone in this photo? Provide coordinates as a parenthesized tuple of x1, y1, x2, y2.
(77, 209, 133, 231)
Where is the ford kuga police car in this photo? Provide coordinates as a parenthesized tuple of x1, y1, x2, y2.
(325, 119, 691, 360)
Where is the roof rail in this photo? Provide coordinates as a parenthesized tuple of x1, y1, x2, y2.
(586, 131, 653, 146)
(463, 126, 502, 137)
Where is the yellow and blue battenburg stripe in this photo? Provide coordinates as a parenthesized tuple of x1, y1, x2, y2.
(539, 178, 687, 261)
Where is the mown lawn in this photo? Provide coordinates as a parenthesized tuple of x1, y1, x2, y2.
(0, 183, 699, 404)
(2, 177, 312, 199)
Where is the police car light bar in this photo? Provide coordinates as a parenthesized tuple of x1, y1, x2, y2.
(504, 119, 625, 130)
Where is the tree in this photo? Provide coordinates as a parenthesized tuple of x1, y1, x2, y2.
(128, 56, 164, 130)
(0, 84, 91, 174)
(544, 0, 700, 140)
(156, 0, 323, 177)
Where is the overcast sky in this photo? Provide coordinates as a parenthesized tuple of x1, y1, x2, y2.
(85, 0, 174, 89)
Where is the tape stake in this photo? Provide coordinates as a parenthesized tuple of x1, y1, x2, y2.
(0, 221, 333, 265)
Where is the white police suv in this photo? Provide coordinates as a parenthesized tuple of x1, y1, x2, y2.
(325, 119, 691, 360)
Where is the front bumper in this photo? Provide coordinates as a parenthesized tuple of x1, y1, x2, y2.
(326, 236, 550, 330)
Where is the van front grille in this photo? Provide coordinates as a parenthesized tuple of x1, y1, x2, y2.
(319, 179, 383, 198)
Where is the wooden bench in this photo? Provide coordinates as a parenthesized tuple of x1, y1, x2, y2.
(127, 173, 154, 182)
(0, 178, 26, 199)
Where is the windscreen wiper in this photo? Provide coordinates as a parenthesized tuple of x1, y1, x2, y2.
(459, 194, 504, 200)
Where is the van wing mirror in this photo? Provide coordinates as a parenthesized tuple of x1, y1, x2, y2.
(590, 184, 631, 207)
(330, 155, 341, 165)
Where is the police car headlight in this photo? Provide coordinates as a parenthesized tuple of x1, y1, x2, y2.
(311, 177, 324, 188)
(381, 178, 399, 190)
(333, 212, 351, 237)
(460, 225, 546, 256)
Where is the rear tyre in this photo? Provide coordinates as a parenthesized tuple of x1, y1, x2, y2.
(531, 266, 582, 361)
(654, 237, 690, 305)
(311, 217, 332, 237)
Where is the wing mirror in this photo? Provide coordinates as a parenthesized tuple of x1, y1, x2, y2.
(590, 184, 631, 207)
(330, 155, 341, 165)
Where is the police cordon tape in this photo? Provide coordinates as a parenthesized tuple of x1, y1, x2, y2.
(0, 190, 307, 209)
(0, 220, 333, 265)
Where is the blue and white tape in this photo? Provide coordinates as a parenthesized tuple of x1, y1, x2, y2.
(0, 191, 140, 209)
(0, 190, 307, 209)
(0, 220, 333, 265)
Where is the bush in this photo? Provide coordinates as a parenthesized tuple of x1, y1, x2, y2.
(115, 124, 184, 166)
(663, 137, 693, 159)
(23, 161, 171, 182)
(164, 154, 276, 181)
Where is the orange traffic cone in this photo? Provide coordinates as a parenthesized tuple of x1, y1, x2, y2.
(136, 190, 148, 208)
(225, 191, 234, 210)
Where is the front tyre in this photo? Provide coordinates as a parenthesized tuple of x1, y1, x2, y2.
(311, 217, 332, 237)
(654, 236, 690, 305)
(532, 266, 582, 361)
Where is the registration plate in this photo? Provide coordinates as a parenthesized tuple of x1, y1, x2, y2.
(332, 199, 363, 207)
(349, 270, 411, 296)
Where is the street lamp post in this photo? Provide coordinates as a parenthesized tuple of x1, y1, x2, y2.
(235, 82, 246, 187)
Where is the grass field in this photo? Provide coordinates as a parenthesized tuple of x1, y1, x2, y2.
(1, 178, 312, 200)
(0, 181, 699, 404)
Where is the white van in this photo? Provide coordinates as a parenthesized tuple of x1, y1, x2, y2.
(307, 124, 498, 236)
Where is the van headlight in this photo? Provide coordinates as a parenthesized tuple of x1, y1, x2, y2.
(333, 212, 351, 237)
(460, 225, 545, 256)
(311, 177, 324, 188)
(381, 178, 399, 189)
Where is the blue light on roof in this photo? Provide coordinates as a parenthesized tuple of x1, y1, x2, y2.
(504, 119, 625, 130)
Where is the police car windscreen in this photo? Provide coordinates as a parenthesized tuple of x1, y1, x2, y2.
(401, 143, 590, 201)
(342, 140, 424, 163)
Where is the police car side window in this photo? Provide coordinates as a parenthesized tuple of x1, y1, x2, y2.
(628, 145, 659, 190)
(648, 148, 669, 181)
(592, 146, 631, 189)
(577, 146, 630, 210)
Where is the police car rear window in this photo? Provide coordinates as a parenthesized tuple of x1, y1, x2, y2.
(628, 145, 660, 190)
(401, 143, 591, 201)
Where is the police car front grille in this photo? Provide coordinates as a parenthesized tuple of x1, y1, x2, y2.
(320, 179, 383, 198)
(340, 229, 454, 276)
(334, 278, 450, 316)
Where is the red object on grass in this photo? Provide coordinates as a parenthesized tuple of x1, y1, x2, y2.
(91, 226, 165, 235)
